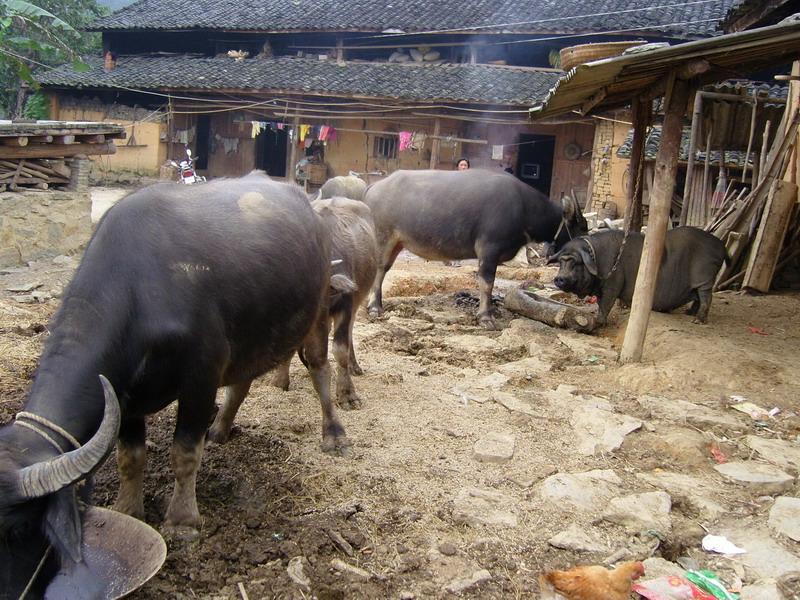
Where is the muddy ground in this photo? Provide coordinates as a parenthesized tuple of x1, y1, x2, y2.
(1, 251, 799, 599)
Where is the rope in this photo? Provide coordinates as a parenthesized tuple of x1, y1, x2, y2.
(15, 412, 82, 451)
(18, 545, 52, 600)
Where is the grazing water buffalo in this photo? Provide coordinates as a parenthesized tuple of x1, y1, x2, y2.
(363, 169, 587, 328)
(549, 226, 728, 325)
(319, 175, 367, 201)
(0, 173, 349, 596)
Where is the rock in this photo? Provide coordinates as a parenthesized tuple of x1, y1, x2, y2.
(5, 282, 42, 293)
(541, 384, 579, 404)
(472, 372, 510, 390)
(718, 525, 800, 579)
(539, 469, 622, 512)
(642, 557, 685, 580)
(495, 357, 550, 379)
(637, 471, 726, 521)
(11, 294, 36, 304)
(507, 464, 558, 488)
(741, 582, 782, 600)
(330, 558, 371, 580)
(557, 333, 617, 362)
(399, 592, 416, 600)
(745, 435, 800, 473)
(569, 404, 642, 455)
(453, 487, 518, 528)
(473, 432, 515, 464)
(444, 569, 491, 594)
(438, 542, 458, 556)
(638, 396, 740, 428)
(769, 497, 800, 541)
(445, 335, 502, 353)
(449, 386, 489, 405)
(491, 391, 538, 417)
(602, 491, 672, 533)
(287, 556, 311, 591)
(548, 524, 609, 553)
(649, 428, 711, 469)
(714, 461, 794, 494)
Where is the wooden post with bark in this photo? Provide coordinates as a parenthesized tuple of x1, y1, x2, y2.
(624, 98, 652, 233)
(430, 118, 441, 169)
(620, 75, 691, 363)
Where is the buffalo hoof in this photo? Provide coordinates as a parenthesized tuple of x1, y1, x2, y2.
(367, 306, 384, 319)
(321, 434, 352, 456)
(162, 524, 201, 543)
(477, 314, 499, 330)
(337, 392, 363, 410)
(349, 362, 364, 376)
(206, 424, 238, 445)
(691, 317, 708, 325)
(271, 373, 290, 391)
(113, 498, 145, 521)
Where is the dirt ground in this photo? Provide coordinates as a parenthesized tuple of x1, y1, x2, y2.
(1, 250, 799, 599)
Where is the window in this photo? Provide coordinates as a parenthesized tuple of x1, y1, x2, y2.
(373, 135, 398, 159)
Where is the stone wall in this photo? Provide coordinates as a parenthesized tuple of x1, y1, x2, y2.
(0, 189, 92, 266)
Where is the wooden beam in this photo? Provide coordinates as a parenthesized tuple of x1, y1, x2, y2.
(52, 135, 76, 145)
(680, 90, 703, 225)
(624, 98, 651, 233)
(430, 117, 441, 169)
(620, 77, 691, 364)
(288, 114, 299, 182)
(580, 88, 607, 116)
(1, 136, 28, 147)
(0, 142, 117, 159)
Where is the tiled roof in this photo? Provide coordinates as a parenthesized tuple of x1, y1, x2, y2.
(90, 0, 737, 38)
(38, 56, 562, 106)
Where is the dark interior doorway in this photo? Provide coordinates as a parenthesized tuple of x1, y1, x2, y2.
(195, 115, 210, 171)
(516, 134, 555, 197)
(255, 126, 288, 177)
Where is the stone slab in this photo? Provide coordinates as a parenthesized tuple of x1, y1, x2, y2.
(714, 461, 794, 495)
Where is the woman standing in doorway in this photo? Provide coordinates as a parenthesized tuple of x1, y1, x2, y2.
(456, 158, 470, 171)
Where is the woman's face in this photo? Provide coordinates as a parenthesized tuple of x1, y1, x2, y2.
(457, 160, 469, 171)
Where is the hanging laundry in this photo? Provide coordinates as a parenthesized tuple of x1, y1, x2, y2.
(399, 131, 413, 152)
(319, 125, 330, 141)
(409, 132, 427, 151)
(304, 137, 313, 149)
(276, 122, 285, 130)
(299, 124, 311, 142)
(327, 126, 337, 142)
(251, 122, 264, 139)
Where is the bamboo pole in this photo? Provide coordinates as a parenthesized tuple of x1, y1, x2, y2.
(620, 76, 690, 364)
(742, 90, 758, 185)
(680, 91, 703, 226)
(429, 117, 441, 169)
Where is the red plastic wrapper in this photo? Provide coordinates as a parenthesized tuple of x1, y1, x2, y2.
(633, 576, 717, 600)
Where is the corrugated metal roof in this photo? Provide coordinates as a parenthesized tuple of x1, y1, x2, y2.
(530, 19, 800, 119)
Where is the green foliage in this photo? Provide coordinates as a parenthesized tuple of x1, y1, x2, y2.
(22, 89, 48, 117)
(0, 0, 107, 116)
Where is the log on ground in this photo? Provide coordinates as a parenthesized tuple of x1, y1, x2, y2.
(505, 287, 598, 333)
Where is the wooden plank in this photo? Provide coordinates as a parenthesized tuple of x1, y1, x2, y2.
(620, 77, 690, 364)
(742, 179, 798, 292)
(77, 134, 105, 143)
(429, 118, 441, 169)
(0, 142, 117, 159)
(680, 90, 703, 225)
(52, 135, 76, 145)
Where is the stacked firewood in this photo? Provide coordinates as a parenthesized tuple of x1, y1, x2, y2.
(0, 158, 71, 192)
(710, 67, 800, 292)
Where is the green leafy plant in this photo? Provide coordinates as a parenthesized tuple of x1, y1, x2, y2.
(0, 0, 105, 116)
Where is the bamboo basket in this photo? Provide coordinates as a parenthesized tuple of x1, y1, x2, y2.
(559, 41, 646, 71)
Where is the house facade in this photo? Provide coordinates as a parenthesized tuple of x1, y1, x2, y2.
(39, 0, 735, 200)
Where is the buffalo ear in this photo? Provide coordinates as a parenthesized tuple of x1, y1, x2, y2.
(44, 487, 83, 563)
(577, 243, 598, 276)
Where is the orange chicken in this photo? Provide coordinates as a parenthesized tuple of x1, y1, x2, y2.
(539, 561, 646, 600)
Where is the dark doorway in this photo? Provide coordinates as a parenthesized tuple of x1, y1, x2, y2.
(195, 114, 210, 171)
(516, 134, 555, 197)
(255, 125, 288, 177)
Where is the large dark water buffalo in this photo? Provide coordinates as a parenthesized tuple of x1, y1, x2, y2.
(0, 173, 349, 596)
(363, 169, 587, 328)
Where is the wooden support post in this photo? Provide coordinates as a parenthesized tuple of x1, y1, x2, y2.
(620, 77, 690, 364)
(624, 99, 651, 233)
(429, 118, 441, 170)
(0, 142, 117, 159)
(742, 180, 798, 292)
(680, 90, 703, 225)
(289, 114, 300, 183)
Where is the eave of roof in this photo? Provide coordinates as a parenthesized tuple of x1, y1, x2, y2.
(38, 56, 563, 107)
(530, 19, 800, 120)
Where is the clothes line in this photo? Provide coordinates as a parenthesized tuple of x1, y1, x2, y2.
(331, 126, 487, 145)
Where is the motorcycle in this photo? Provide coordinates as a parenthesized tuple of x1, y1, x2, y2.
(170, 147, 206, 184)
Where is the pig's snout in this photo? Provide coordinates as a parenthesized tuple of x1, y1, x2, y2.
(554, 275, 567, 289)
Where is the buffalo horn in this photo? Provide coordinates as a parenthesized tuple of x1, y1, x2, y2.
(17, 375, 121, 498)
